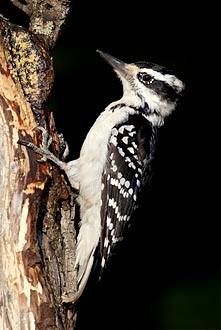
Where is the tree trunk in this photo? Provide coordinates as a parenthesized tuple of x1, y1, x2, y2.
(0, 9, 77, 330)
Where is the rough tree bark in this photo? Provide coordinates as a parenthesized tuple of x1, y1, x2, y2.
(0, 1, 78, 329)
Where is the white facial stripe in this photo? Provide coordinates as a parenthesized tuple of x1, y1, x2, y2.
(139, 68, 184, 92)
(164, 74, 184, 91)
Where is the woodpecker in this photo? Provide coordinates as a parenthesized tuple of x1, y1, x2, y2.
(19, 50, 185, 302)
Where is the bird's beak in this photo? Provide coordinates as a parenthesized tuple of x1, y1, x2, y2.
(97, 50, 137, 79)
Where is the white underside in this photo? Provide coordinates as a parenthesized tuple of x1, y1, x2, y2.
(71, 104, 138, 291)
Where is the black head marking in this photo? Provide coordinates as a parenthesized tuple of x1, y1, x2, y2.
(151, 79, 182, 102)
(135, 62, 183, 102)
(135, 61, 173, 75)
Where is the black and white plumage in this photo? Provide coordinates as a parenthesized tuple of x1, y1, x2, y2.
(99, 114, 157, 271)
(20, 50, 185, 302)
(74, 51, 184, 294)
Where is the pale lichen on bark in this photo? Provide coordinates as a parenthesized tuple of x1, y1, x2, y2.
(2, 18, 54, 112)
(10, 0, 71, 49)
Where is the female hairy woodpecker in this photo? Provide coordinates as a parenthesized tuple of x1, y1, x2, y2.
(20, 50, 185, 302)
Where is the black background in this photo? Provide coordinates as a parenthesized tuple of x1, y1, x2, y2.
(0, 1, 220, 329)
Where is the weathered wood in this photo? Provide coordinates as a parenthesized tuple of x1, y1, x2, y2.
(0, 26, 53, 329)
(0, 15, 77, 330)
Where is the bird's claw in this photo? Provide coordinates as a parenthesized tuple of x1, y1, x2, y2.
(18, 126, 53, 162)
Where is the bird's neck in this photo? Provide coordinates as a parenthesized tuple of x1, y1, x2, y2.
(106, 93, 165, 127)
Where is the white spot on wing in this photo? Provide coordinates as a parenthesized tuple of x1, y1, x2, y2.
(112, 127, 118, 136)
(118, 147, 125, 157)
(122, 136, 129, 144)
(107, 217, 111, 226)
(118, 126, 125, 134)
(129, 162, 136, 170)
(129, 131, 136, 137)
(125, 125, 134, 132)
(125, 181, 130, 188)
(101, 257, 106, 268)
(108, 197, 117, 208)
(128, 147, 135, 154)
(110, 135, 117, 146)
(136, 179, 141, 187)
(110, 178, 115, 186)
(112, 165, 117, 172)
(129, 188, 133, 195)
(117, 172, 122, 179)
(120, 177, 126, 185)
(104, 237, 109, 247)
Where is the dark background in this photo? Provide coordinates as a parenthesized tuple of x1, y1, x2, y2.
(1, 1, 220, 329)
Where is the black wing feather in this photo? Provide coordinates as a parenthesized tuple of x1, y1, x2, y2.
(99, 114, 157, 271)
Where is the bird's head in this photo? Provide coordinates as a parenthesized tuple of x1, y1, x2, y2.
(97, 50, 185, 123)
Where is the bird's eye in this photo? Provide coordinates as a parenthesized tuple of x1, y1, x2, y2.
(138, 72, 154, 85)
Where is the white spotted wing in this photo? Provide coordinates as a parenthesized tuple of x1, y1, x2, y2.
(99, 114, 157, 271)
